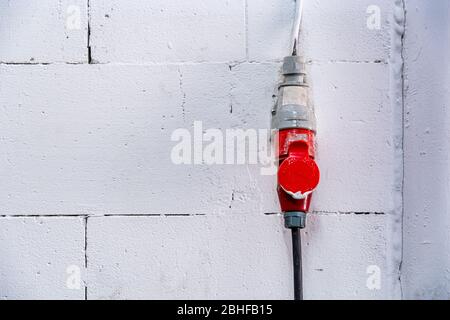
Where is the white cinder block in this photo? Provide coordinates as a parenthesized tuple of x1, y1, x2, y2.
(311, 62, 395, 213)
(0, 64, 276, 215)
(231, 62, 396, 213)
(87, 214, 387, 299)
(246, 0, 295, 61)
(87, 215, 289, 299)
(229, 62, 279, 129)
(89, 0, 246, 63)
(248, 0, 393, 62)
(0, 0, 404, 301)
(229, 61, 395, 213)
(0, 62, 394, 215)
(0, 0, 88, 63)
(0, 217, 85, 300)
(303, 213, 388, 299)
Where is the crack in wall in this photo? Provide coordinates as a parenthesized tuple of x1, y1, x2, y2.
(265, 211, 386, 216)
(0, 59, 387, 66)
(84, 216, 88, 300)
(0, 214, 208, 218)
(177, 67, 186, 120)
(228, 63, 237, 114)
(244, 0, 249, 60)
(0, 212, 387, 218)
(308, 59, 387, 64)
(87, 0, 92, 64)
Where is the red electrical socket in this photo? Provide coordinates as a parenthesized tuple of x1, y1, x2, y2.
(277, 128, 320, 213)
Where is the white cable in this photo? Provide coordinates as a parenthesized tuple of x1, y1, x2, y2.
(290, 0, 304, 55)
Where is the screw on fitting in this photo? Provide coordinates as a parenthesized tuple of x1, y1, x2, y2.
(271, 55, 316, 132)
(284, 212, 307, 229)
(280, 56, 308, 88)
(282, 56, 306, 76)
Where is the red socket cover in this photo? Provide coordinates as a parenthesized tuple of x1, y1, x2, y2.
(277, 129, 320, 213)
(278, 155, 320, 198)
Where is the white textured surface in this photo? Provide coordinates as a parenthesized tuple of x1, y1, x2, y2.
(89, 0, 246, 63)
(0, 0, 405, 299)
(0, 63, 278, 215)
(312, 62, 394, 213)
(402, 0, 450, 300)
(304, 213, 387, 300)
(87, 214, 388, 300)
(248, 0, 392, 62)
(0, 0, 88, 63)
(0, 217, 85, 300)
(0, 62, 394, 215)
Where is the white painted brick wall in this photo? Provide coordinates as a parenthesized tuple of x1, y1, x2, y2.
(402, 0, 450, 300)
(0, 0, 88, 63)
(87, 214, 387, 300)
(0, 62, 394, 215)
(248, 0, 393, 62)
(0, 0, 410, 299)
(89, 0, 246, 63)
(0, 217, 85, 299)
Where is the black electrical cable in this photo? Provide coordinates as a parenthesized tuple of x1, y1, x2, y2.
(291, 227, 303, 300)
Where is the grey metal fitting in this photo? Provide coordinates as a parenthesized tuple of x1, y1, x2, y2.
(280, 55, 308, 87)
(284, 212, 307, 229)
(272, 56, 316, 132)
(282, 56, 306, 75)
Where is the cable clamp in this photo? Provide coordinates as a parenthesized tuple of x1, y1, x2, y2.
(284, 212, 307, 229)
